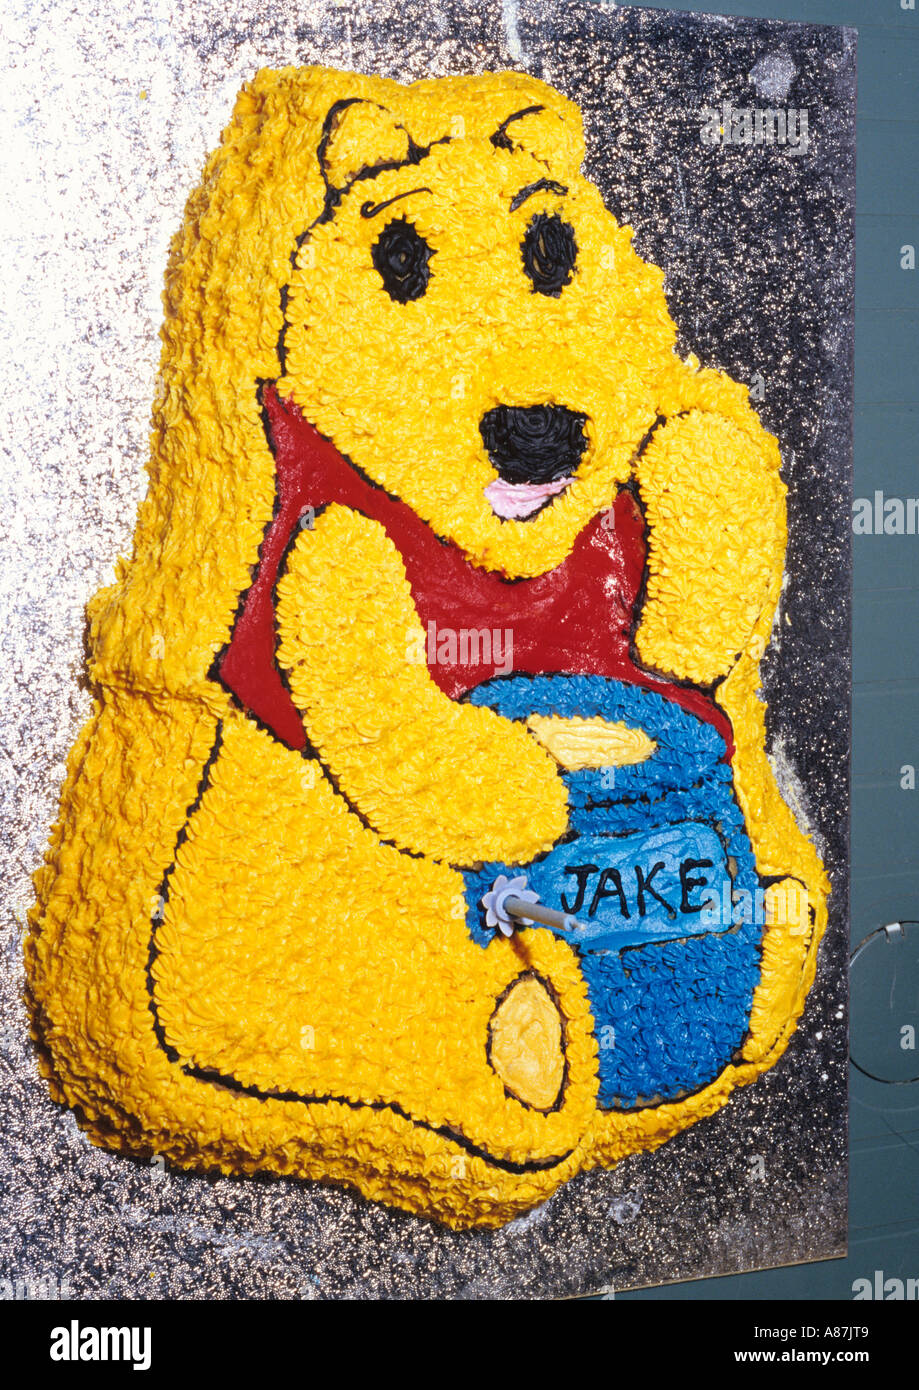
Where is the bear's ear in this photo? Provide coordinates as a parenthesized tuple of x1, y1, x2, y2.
(490, 103, 584, 177)
(319, 98, 416, 189)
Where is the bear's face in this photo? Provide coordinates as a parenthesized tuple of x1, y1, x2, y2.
(280, 102, 677, 579)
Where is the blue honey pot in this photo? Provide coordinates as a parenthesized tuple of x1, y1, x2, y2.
(462, 675, 766, 1110)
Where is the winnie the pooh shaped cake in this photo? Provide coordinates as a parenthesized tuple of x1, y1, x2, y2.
(28, 66, 830, 1229)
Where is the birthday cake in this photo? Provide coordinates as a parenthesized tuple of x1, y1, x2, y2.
(27, 66, 829, 1229)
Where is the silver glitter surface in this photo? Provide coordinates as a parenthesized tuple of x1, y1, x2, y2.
(0, 1, 854, 1299)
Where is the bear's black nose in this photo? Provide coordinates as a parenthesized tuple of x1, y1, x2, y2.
(479, 404, 589, 485)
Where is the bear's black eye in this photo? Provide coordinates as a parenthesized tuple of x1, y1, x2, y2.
(522, 212, 577, 297)
(371, 217, 434, 303)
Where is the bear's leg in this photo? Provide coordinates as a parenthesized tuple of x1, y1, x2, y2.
(30, 692, 600, 1225)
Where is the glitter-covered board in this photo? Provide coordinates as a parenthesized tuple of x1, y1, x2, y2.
(22, 3, 852, 1267)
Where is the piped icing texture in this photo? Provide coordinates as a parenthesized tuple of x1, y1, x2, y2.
(462, 676, 763, 1108)
(27, 66, 829, 1230)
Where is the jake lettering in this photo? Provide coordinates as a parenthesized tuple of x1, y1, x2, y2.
(562, 856, 714, 920)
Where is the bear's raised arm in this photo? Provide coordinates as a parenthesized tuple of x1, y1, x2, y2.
(633, 363, 786, 686)
(276, 504, 569, 865)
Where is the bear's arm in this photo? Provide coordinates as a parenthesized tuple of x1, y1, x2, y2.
(275, 503, 568, 865)
(633, 366, 786, 685)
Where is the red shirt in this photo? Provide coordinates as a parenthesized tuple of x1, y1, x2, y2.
(218, 386, 732, 755)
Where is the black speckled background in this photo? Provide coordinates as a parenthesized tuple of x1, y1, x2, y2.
(0, 0, 853, 1299)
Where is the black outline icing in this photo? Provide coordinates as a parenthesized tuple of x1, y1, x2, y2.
(276, 98, 449, 377)
(146, 720, 225, 1063)
(490, 104, 545, 150)
(187, 99, 758, 1154)
(145, 722, 575, 1176)
(486, 970, 569, 1113)
(268, 490, 426, 860)
(361, 187, 432, 219)
(510, 179, 568, 213)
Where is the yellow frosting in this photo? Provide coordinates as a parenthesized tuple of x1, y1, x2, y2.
(27, 65, 829, 1229)
(488, 974, 566, 1112)
(525, 714, 657, 770)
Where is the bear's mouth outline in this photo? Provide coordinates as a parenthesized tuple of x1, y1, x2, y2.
(484, 474, 575, 520)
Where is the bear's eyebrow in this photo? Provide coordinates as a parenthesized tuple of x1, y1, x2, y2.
(360, 186, 433, 218)
(491, 104, 545, 149)
(510, 179, 569, 212)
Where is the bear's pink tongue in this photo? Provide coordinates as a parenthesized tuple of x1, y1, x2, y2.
(484, 475, 572, 520)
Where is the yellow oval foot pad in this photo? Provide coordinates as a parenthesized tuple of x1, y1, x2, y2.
(488, 973, 566, 1111)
